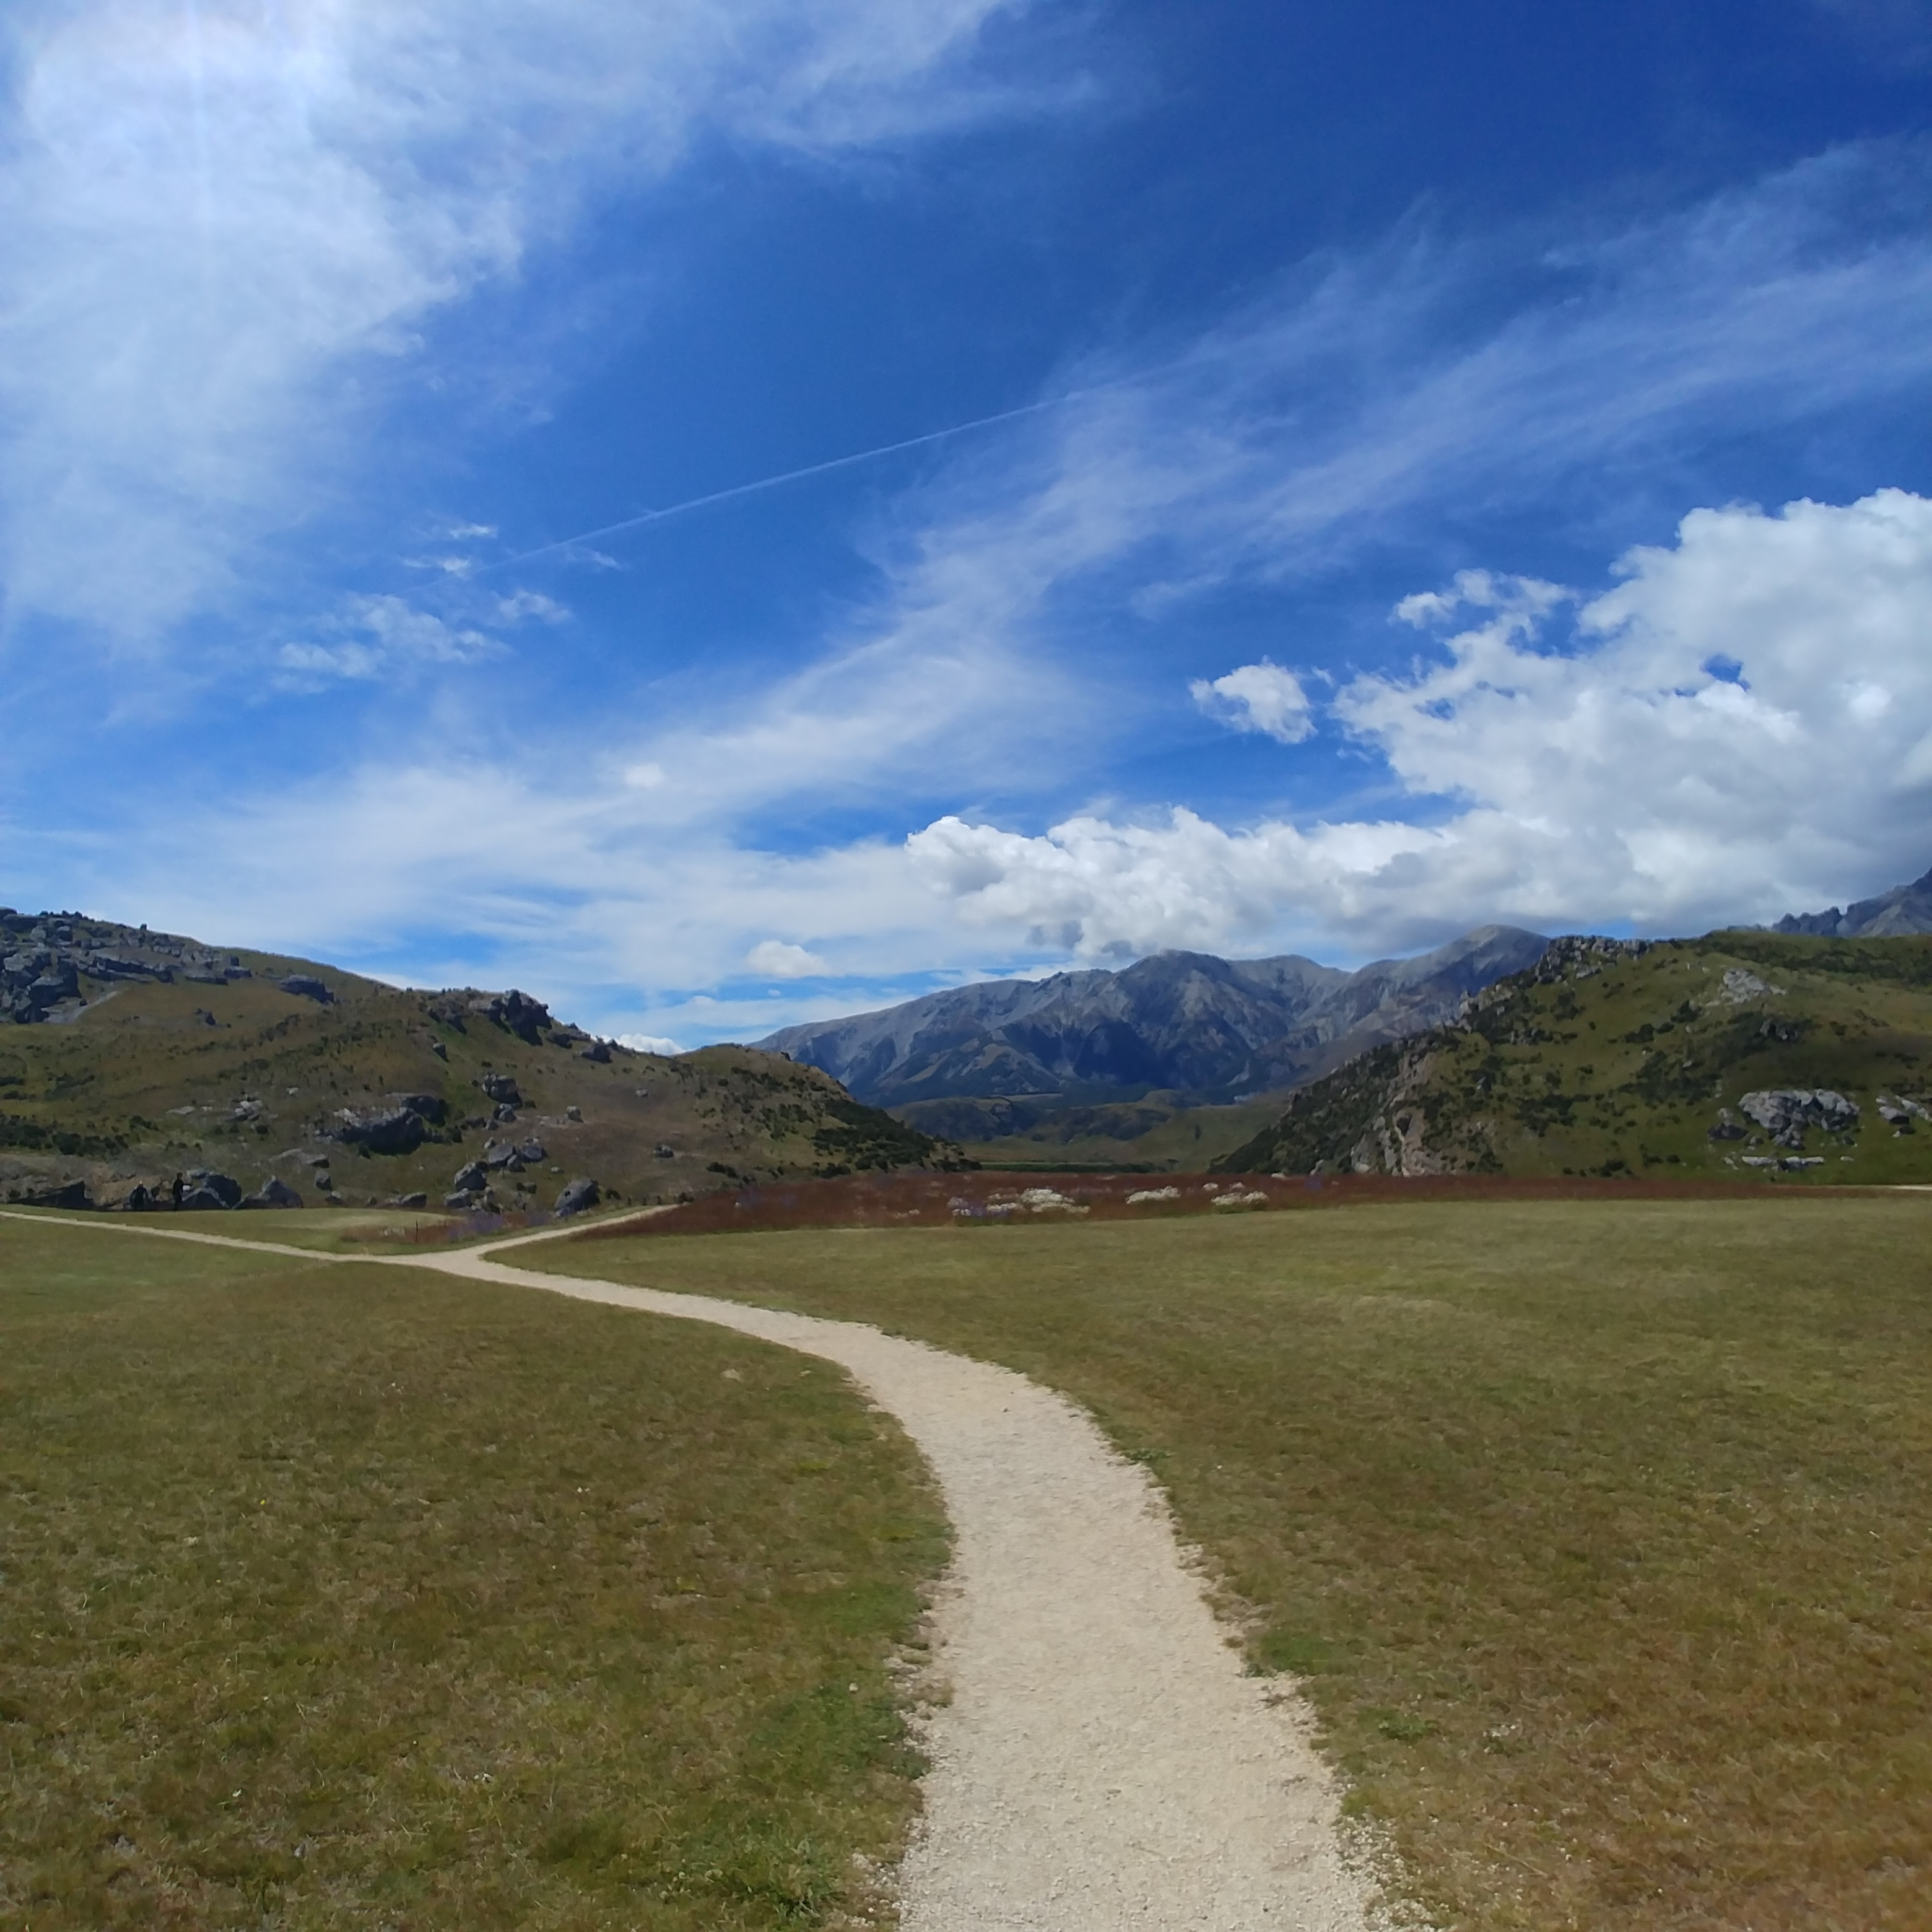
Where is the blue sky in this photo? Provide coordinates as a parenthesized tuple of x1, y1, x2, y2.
(5, 0, 1932, 1046)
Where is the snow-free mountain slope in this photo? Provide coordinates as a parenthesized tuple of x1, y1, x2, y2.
(1775, 864, 1932, 939)
(759, 926, 1547, 1109)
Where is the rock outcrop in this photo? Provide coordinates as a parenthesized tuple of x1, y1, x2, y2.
(242, 1175, 305, 1209)
(554, 1176, 600, 1217)
(1738, 1089, 1860, 1147)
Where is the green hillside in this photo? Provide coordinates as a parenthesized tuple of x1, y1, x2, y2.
(0, 909, 959, 1214)
(1215, 931, 1932, 1182)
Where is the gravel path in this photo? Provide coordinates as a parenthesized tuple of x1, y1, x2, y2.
(6, 1212, 1380, 1930)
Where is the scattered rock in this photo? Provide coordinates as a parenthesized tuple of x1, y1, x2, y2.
(1707, 1108, 1746, 1141)
(385, 1191, 428, 1209)
(482, 1142, 523, 1171)
(655, 1142, 676, 1159)
(241, 1176, 305, 1209)
(516, 1138, 546, 1165)
(451, 1160, 489, 1193)
(554, 1176, 600, 1217)
(479, 1071, 523, 1107)
(429, 1038, 448, 1060)
(565, 1105, 582, 1122)
(580, 1039, 611, 1063)
(279, 973, 333, 1003)
(443, 1190, 484, 1211)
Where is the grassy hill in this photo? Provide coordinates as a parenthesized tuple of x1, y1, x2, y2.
(0, 908, 959, 1213)
(1214, 930, 1932, 1181)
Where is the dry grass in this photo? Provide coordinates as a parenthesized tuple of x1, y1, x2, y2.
(538, 1195, 1932, 1930)
(0, 1218, 947, 1930)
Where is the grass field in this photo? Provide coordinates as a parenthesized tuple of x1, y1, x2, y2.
(0, 1217, 947, 1931)
(538, 1195, 1932, 1931)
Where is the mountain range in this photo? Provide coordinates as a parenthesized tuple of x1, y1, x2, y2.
(758, 925, 1549, 1110)
(1773, 864, 1932, 938)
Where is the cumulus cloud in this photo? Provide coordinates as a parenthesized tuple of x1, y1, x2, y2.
(746, 939, 830, 977)
(0, 0, 1040, 645)
(1191, 660, 1314, 743)
(909, 489, 1932, 955)
(616, 1032, 684, 1056)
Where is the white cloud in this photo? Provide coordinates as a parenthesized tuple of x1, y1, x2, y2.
(277, 592, 502, 685)
(747, 939, 830, 977)
(0, 0, 1043, 645)
(1191, 660, 1314, 743)
(616, 1032, 684, 1056)
(908, 489, 1932, 955)
(494, 589, 568, 625)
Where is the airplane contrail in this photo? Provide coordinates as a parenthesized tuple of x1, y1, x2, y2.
(473, 352, 1199, 574)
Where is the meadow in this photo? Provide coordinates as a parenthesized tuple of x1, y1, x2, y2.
(0, 1217, 947, 1931)
(540, 1193, 1932, 1931)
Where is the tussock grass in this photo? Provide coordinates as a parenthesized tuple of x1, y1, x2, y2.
(542, 1197, 1932, 1930)
(0, 1221, 946, 1930)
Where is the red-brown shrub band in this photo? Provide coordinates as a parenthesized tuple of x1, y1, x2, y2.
(573, 1168, 1833, 1242)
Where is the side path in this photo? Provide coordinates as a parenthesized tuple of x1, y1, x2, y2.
(4, 1212, 1378, 1931)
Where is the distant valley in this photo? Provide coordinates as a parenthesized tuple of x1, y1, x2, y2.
(758, 926, 1548, 1168)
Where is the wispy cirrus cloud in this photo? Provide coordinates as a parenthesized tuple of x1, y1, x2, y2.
(838, 139, 1932, 674)
(0, 0, 1048, 649)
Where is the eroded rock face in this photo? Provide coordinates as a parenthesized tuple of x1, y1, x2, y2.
(279, 974, 333, 1003)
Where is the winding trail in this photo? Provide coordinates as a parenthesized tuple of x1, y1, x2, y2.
(4, 1211, 1378, 1930)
